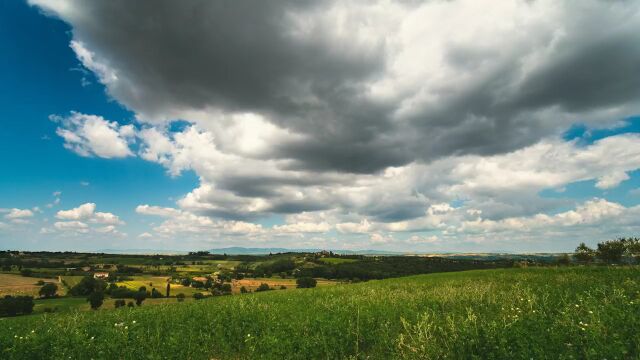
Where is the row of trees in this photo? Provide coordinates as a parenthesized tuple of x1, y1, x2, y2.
(574, 237, 640, 264)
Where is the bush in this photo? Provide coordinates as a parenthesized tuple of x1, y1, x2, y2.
(39, 283, 58, 298)
(256, 283, 271, 292)
(193, 293, 205, 300)
(87, 292, 104, 310)
(0, 296, 34, 317)
(296, 277, 317, 288)
(176, 293, 185, 302)
(114, 299, 126, 308)
(280, 285, 287, 290)
(220, 283, 232, 294)
(240, 286, 248, 293)
(19, 269, 33, 277)
(127, 301, 134, 307)
(151, 288, 163, 298)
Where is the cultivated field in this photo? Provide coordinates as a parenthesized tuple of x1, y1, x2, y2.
(230, 277, 337, 293)
(1, 266, 638, 359)
(0, 274, 63, 297)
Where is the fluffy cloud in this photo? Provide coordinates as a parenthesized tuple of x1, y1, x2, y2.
(4, 208, 34, 220)
(48, 203, 124, 236)
(52, 112, 134, 158)
(56, 203, 96, 220)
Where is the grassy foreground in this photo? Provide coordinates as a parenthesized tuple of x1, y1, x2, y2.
(1, 267, 639, 359)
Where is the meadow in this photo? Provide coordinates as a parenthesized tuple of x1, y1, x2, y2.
(1, 266, 638, 359)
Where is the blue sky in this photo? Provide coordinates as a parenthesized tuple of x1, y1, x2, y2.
(2, 0, 640, 252)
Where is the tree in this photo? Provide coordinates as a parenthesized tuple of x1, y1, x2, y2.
(574, 243, 595, 264)
(176, 293, 185, 302)
(597, 239, 627, 263)
(220, 283, 232, 295)
(133, 290, 147, 306)
(296, 277, 317, 288)
(151, 288, 163, 298)
(70, 276, 106, 296)
(166, 282, 171, 297)
(87, 292, 104, 310)
(39, 283, 58, 298)
(625, 238, 640, 262)
(0, 295, 34, 316)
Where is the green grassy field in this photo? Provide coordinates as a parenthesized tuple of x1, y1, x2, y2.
(1, 267, 639, 359)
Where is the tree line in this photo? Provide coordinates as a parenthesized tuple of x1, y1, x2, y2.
(573, 237, 640, 264)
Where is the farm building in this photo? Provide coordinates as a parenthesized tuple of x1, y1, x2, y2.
(93, 272, 109, 279)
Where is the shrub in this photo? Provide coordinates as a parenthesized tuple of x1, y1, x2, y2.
(151, 288, 163, 298)
(220, 283, 232, 294)
(296, 277, 317, 288)
(114, 299, 126, 308)
(256, 283, 271, 292)
(280, 285, 287, 290)
(193, 292, 205, 300)
(176, 293, 185, 302)
(39, 283, 58, 298)
(19, 269, 33, 277)
(127, 301, 134, 307)
(87, 292, 105, 310)
(240, 286, 248, 294)
(0, 295, 34, 317)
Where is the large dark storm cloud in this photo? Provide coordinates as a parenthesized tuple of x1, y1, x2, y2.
(33, 0, 640, 175)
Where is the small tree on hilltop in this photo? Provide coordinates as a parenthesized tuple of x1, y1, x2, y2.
(296, 277, 317, 288)
(574, 243, 595, 264)
(39, 283, 58, 298)
(87, 292, 104, 310)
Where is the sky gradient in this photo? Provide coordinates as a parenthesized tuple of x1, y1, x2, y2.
(1, 0, 640, 253)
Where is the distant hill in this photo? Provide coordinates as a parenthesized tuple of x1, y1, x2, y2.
(207, 247, 404, 255)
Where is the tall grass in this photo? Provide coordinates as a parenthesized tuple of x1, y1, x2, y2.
(1, 267, 638, 359)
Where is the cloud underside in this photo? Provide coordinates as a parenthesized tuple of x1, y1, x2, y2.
(28, 0, 640, 247)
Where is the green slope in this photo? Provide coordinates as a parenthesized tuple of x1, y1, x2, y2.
(1, 267, 639, 359)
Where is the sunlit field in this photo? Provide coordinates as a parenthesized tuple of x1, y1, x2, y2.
(1, 266, 638, 359)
